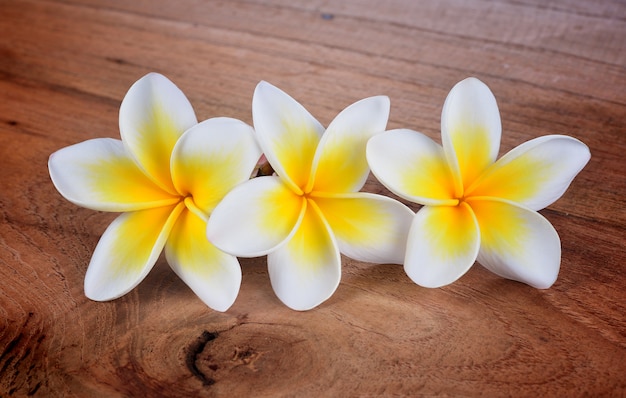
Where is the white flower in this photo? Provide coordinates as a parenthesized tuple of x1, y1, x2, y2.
(208, 82, 413, 310)
(367, 77, 590, 288)
(48, 73, 261, 311)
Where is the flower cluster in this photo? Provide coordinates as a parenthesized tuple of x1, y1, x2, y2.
(49, 73, 590, 311)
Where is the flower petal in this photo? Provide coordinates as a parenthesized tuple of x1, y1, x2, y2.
(84, 203, 184, 301)
(310, 96, 390, 193)
(207, 176, 305, 257)
(171, 117, 262, 214)
(165, 209, 241, 312)
(367, 129, 458, 205)
(119, 73, 197, 194)
(441, 77, 501, 195)
(470, 198, 561, 288)
(252, 81, 324, 194)
(49, 138, 179, 212)
(267, 199, 341, 310)
(466, 135, 591, 211)
(404, 203, 480, 287)
(312, 192, 414, 264)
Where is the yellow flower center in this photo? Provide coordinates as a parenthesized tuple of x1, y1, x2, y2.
(183, 195, 208, 222)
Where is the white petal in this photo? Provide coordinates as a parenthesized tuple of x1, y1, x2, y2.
(404, 203, 480, 287)
(119, 73, 198, 194)
(312, 192, 414, 264)
(252, 81, 324, 193)
(166, 209, 241, 312)
(441, 77, 501, 194)
(84, 203, 184, 301)
(310, 96, 390, 193)
(467, 135, 591, 211)
(267, 200, 341, 310)
(367, 129, 458, 206)
(207, 176, 305, 257)
(171, 117, 262, 213)
(48, 138, 178, 211)
(471, 198, 561, 288)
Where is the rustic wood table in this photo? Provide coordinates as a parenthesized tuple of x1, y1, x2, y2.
(1, 0, 625, 396)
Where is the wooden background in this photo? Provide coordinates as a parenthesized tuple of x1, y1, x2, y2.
(1, 0, 625, 396)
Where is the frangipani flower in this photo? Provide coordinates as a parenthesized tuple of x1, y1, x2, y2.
(48, 73, 261, 311)
(208, 82, 414, 310)
(367, 77, 590, 289)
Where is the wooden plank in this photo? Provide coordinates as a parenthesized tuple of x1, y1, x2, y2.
(1, 0, 625, 395)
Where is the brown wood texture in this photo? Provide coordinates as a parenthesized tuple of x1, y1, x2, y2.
(1, 0, 625, 396)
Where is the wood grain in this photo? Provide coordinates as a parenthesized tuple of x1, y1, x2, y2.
(1, 0, 625, 396)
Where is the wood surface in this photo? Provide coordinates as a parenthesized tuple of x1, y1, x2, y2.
(1, 0, 625, 396)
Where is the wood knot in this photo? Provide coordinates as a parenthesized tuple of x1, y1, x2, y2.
(186, 330, 218, 386)
(186, 323, 319, 391)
